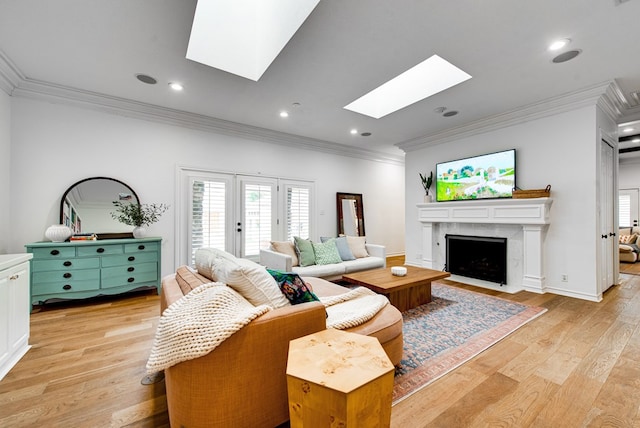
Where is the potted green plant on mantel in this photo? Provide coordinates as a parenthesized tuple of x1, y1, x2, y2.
(111, 201, 169, 238)
(420, 172, 433, 203)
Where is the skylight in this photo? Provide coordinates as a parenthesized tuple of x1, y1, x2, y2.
(186, 0, 320, 81)
(344, 55, 472, 119)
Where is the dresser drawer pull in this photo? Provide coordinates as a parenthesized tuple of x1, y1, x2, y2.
(63, 273, 72, 279)
(128, 256, 135, 262)
(96, 248, 105, 253)
(63, 284, 72, 290)
(63, 261, 72, 267)
(51, 249, 60, 256)
(127, 277, 135, 283)
(127, 267, 135, 272)
(9, 274, 19, 280)
(138, 245, 145, 250)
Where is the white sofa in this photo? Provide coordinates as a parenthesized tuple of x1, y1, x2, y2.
(260, 243, 386, 281)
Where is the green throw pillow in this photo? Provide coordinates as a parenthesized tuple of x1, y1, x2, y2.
(321, 236, 355, 261)
(312, 240, 342, 265)
(294, 236, 316, 267)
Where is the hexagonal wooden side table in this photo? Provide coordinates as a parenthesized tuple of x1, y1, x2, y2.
(286, 328, 395, 427)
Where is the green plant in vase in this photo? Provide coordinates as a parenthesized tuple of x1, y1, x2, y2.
(419, 171, 433, 202)
(111, 201, 168, 238)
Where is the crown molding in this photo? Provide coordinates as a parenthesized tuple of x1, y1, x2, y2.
(0, 54, 404, 166)
(396, 81, 617, 153)
(0, 50, 23, 95)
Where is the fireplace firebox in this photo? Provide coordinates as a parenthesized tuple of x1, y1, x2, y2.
(445, 234, 507, 285)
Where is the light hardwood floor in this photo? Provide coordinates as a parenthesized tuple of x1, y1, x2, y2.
(1, 261, 639, 427)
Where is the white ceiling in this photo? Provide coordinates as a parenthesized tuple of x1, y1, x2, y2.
(1, 0, 640, 161)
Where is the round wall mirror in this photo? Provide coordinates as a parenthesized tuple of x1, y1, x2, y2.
(59, 177, 140, 238)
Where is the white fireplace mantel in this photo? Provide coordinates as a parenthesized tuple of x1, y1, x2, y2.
(418, 198, 553, 294)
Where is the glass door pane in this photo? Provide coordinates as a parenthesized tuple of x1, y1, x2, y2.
(239, 177, 277, 259)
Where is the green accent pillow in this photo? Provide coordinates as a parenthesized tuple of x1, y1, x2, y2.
(321, 236, 355, 261)
(294, 236, 316, 267)
(312, 240, 342, 265)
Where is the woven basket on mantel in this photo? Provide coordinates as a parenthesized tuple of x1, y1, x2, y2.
(512, 185, 551, 199)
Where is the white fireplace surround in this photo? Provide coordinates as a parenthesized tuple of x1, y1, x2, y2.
(417, 198, 553, 294)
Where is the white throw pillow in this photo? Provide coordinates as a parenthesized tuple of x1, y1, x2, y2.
(346, 235, 368, 258)
(194, 248, 237, 281)
(213, 256, 291, 309)
(270, 240, 299, 267)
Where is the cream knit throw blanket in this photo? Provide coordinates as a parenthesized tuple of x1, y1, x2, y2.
(321, 286, 389, 330)
(146, 283, 271, 373)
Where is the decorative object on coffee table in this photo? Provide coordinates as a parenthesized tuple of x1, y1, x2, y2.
(287, 328, 394, 427)
(342, 265, 450, 312)
(111, 201, 168, 238)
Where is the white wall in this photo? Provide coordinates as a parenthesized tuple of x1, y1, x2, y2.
(619, 158, 640, 189)
(9, 97, 405, 275)
(404, 106, 603, 300)
(0, 90, 10, 254)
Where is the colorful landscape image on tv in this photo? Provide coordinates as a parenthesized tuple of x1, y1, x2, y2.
(436, 149, 516, 201)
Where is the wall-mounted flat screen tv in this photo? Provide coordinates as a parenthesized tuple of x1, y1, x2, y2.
(436, 149, 516, 202)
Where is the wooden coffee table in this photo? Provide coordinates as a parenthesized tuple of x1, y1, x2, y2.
(342, 266, 450, 312)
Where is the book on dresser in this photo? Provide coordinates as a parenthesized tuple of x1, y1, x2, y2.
(24, 237, 162, 308)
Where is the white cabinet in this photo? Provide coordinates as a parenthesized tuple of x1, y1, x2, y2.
(0, 254, 32, 380)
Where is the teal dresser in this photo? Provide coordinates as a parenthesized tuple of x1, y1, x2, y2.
(25, 237, 161, 307)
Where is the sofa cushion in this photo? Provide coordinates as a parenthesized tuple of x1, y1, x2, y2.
(267, 269, 320, 304)
(294, 236, 316, 267)
(312, 240, 342, 265)
(293, 263, 346, 278)
(304, 277, 403, 346)
(270, 240, 299, 267)
(342, 257, 385, 273)
(620, 244, 634, 253)
(321, 236, 355, 261)
(346, 235, 368, 258)
(175, 265, 212, 295)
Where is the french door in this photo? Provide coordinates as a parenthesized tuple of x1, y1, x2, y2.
(619, 188, 639, 228)
(178, 168, 313, 265)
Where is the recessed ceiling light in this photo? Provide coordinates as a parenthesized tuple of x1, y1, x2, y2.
(280, 111, 289, 118)
(292, 102, 301, 107)
(344, 55, 472, 119)
(169, 82, 184, 91)
(443, 110, 458, 117)
(632, 138, 640, 143)
(361, 132, 372, 137)
(552, 50, 581, 64)
(548, 38, 571, 51)
(433, 107, 447, 113)
(623, 127, 635, 133)
(350, 129, 358, 135)
(135, 74, 157, 85)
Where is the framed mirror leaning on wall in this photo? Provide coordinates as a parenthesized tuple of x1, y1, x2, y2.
(59, 177, 140, 239)
(337, 192, 365, 236)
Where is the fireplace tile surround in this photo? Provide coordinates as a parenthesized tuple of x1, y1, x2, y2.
(417, 198, 553, 294)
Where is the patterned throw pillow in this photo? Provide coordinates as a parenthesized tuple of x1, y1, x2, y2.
(619, 234, 638, 244)
(267, 269, 320, 304)
(320, 236, 355, 261)
(312, 240, 343, 265)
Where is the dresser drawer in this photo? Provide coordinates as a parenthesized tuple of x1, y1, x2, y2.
(101, 252, 158, 267)
(101, 270, 158, 289)
(102, 262, 157, 278)
(33, 269, 100, 284)
(32, 257, 100, 272)
(31, 247, 76, 259)
(32, 279, 100, 295)
(77, 245, 124, 257)
(124, 242, 159, 253)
